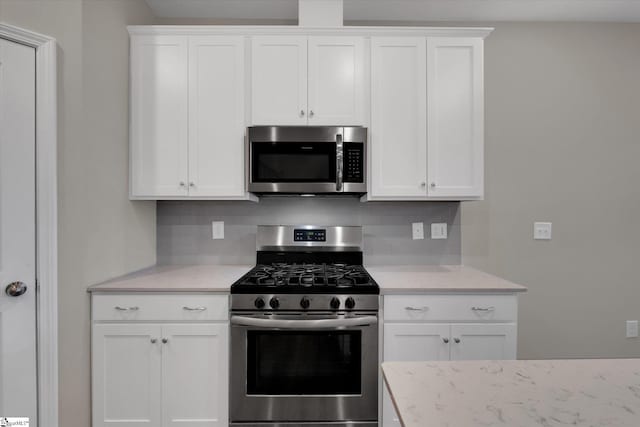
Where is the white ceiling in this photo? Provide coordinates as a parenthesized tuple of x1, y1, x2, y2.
(145, 0, 640, 22)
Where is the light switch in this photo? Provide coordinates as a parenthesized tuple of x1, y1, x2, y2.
(627, 320, 638, 338)
(431, 223, 447, 239)
(533, 222, 552, 240)
(212, 221, 224, 240)
(412, 222, 424, 240)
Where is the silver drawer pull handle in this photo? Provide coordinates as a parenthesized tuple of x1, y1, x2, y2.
(442, 337, 449, 343)
(454, 337, 461, 343)
(114, 306, 139, 311)
(183, 306, 207, 311)
(471, 306, 495, 312)
(405, 306, 429, 312)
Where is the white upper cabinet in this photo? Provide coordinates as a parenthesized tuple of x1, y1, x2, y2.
(427, 37, 484, 198)
(307, 36, 365, 125)
(370, 37, 427, 197)
(130, 34, 248, 199)
(251, 35, 365, 126)
(369, 35, 485, 200)
(251, 36, 308, 125)
(188, 36, 245, 197)
(131, 35, 189, 197)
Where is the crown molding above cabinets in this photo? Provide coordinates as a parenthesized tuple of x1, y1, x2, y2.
(128, 26, 491, 201)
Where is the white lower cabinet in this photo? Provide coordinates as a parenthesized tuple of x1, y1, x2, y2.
(92, 295, 229, 427)
(382, 294, 518, 427)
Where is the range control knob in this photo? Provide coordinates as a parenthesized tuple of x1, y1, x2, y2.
(330, 297, 341, 310)
(300, 297, 310, 309)
(254, 297, 266, 309)
(345, 297, 356, 309)
(269, 297, 280, 309)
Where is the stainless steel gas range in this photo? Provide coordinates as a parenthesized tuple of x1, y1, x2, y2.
(230, 225, 379, 427)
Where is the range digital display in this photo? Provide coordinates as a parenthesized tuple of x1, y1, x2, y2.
(294, 229, 326, 242)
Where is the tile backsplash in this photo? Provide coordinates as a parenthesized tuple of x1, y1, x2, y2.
(157, 198, 461, 265)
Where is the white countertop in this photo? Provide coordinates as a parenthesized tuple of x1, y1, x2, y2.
(88, 264, 526, 293)
(367, 265, 526, 293)
(382, 359, 640, 427)
(87, 264, 253, 292)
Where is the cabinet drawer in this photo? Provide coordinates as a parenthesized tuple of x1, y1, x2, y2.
(92, 294, 228, 321)
(384, 294, 517, 322)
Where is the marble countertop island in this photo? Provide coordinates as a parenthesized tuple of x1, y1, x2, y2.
(382, 359, 640, 427)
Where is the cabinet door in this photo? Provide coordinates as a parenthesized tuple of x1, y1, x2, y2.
(307, 36, 365, 125)
(370, 37, 427, 198)
(188, 36, 245, 197)
(162, 324, 229, 427)
(92, 324, 162, 427)
(427, 37, 484, 198)
(131, 35, 189, 197)
(450, 323, 517, 361)
(383, 323, 449, 427)
(251, 36, 307, 125)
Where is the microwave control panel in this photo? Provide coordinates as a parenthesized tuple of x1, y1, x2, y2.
(344, 142, 364, 183)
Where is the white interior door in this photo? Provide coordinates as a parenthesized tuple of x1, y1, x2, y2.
(0, 37, 38, 423)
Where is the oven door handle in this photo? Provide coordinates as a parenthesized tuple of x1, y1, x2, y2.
(230, 315, 378, 329)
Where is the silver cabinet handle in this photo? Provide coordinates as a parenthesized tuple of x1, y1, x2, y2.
(471, 306, 496, 312)
(300, 110, 305, 117)
(162, 338, 168, 344)
(442, 337, 450, 344)
(454, 338, 461, 344)
(114, 306, 139, 311)
(183, 306, 207, 311)
(150, 338, 157, 344)
(189, 182, 195, 187)
(309, 110, 314, 117)
(430, 182, 436, 188)
(179, 181, 186, 187)
(336, 133, 344, 192)
(420, 182, 426, 188)
(405, 306, 429, 312)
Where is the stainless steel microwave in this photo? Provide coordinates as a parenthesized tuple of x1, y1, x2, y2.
(247, 126, 367, 194)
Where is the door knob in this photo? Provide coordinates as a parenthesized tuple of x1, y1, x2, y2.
(5, 281, 27, 297)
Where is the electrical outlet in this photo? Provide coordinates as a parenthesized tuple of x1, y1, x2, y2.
(431, 223, 447, 239)
(534, 222, 552, 240)
(212, 221, 224, 240)
(626, 320, 638, 338)
(412, 222, 424, 240)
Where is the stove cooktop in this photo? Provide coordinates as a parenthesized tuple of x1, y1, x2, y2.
(231, 263, 379, 294)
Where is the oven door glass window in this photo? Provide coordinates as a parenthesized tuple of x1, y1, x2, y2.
(247, 330, 362, 395)
(251, 142, 336, 183)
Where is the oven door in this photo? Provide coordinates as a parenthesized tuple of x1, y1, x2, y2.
(230, 312, 378, 423)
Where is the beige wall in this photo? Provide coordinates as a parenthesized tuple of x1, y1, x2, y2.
(462, 22, 640, 359)
(0, 1, 156, 426)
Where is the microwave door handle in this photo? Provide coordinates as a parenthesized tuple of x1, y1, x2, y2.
(336, 134, 344, 192)
(230, 315, 377, 329)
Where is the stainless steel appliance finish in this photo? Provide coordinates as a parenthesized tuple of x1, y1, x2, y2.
(256, 225, 363, 252)
(230, 312, 378, 424)
(230, 225, 379, 427)
(247, 126, 367, 194)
